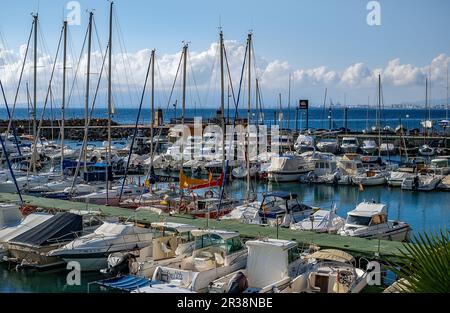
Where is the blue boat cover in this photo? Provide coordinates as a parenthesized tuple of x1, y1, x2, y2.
(94, 275, 152, 292)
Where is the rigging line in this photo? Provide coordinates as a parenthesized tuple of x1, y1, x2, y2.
(0, 79, 22, 157)
(113, 9, 139, 107)
(6, 23, 33, 136)
(187, 52, 203, 109)
(70, 42, 109, 193)
(203, 39, 220, 109)
(156, 58, 169, 107)
(66, 20, 89, 108)
(31, 25, 64, 164)
(66, 29, 82, 111)
(218, 39, 249, 212)
(118, 56, 152, 202)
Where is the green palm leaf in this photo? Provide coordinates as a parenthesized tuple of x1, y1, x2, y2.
(386, 228, 449, 293)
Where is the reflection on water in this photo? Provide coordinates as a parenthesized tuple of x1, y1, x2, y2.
(0, 264, 104, 293)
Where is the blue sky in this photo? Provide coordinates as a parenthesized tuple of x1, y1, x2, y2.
(0, 0, 449, 107)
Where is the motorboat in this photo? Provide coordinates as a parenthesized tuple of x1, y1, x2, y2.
(352, 170, 387, 186)
(338, 201, 411, 241)
(135, 230, 248, 293)
(253, 192, 314, 227)
(387, 170, 415, 187)
(340, 137, 359, 154)
(294, 135, 315, 153)
(282, 249, 368, 293)
(0, 175, 50, 193)
(428, 158, 450, 175)
(267, 155, 312, 182)
(232, 163, 260, 179)
(102, 222, 198, 278)
(302, 154, 337, 184)
(418, 144, 435, 156)
(360, 140, 378, 155)
(401, 174, 443, 191)
(379, 143, 396, 155)
(6, 212, 84, 269)
(48, 222, 154, 271)
(290, 206, 345, 233)
(209, 239, 310, 293)
(73, 185, 149, 206)
(337, 154, 366, 178)
(316, 138, 339, 154)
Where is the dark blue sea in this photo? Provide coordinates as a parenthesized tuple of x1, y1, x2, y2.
(1, 107, 448, 131)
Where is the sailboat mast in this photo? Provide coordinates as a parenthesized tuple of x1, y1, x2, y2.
(84, 12, 93, 175)
(246, 33, 252, 197)
(220, 31, 225, 169)
(425, 77, 428, 139)
(32, 14, 38, 173)
(182, 44, 188, 125)
(288, 74, 291, 130)
(61, 21, 67, 176)
(150, 49, 155, 170)
(106, 2, 114, 204)
(446, 63, 448, 120)
(378, 74, 382, 157)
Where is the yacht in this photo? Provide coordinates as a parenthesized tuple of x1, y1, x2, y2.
(340, 137, 359, 154)
(352, 169, 387, 186)
(209, 239, 309, 293)
(267, 155, 312, 182)
(387, 170, 415, 187)
(48, 222, 154, 271)
(134, 230, 248, 293)
(401, 174, 443, 191)
(360, 140, 378, 155)
(294, 135, 315, 153)
(6, 212, 84, 269)
(428, 159, 450, 175)
(282, 249, 368, 293)
(437, 174, 450, 190)
(379, 143, 396, 155)
(339, 201, 411, 241)
(290, 207, 345, 234)
(302, 154, 337, 184)
(102, 222, 198, 278)
(316, 138, 339, 154)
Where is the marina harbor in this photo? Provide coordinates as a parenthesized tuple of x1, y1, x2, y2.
(0, 0, 448, 297)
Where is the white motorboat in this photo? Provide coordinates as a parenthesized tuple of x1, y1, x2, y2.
(267, 155, 312, 182)
(290, 207, 345, 234)
(232, 163, 260, 179)
(352, 170, 387, 186)
(294, 135, 315, 153)
(209, 239, 310, 293)
(220, 201, 262, 223)
(338, 201, 411, 241)
(316, 138, 339, 154)
(340, 137, 359, 154)
(428, 158, 450, 175)
(418, 144, 435, 156)
(360, 140, 378, 155)
(379, 143, 396, 155)
(73, 185, 149, 206)
(282, 249, 368, 293)
(48, 222, 154, 271)
(387, 170, 415, 187)
(302, 154, 337, 184)
(135, 230, 248, 293)
(401, 174, 443, 191)
(102, 222, 198, 278)
(0, 175, 50, 193)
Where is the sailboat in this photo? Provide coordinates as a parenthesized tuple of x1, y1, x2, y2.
(419, 77, 436, 156)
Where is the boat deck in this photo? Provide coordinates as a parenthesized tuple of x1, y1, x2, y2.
(0, 192, 408, 259)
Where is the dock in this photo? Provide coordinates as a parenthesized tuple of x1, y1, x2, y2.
(0, 192, 408, 260)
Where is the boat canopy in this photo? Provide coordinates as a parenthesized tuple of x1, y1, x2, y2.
(150, 222, 198, 234)
(93, 222, 150, 236)
(268, 156, 305, 172)
(91, 275, 152, 292)
(349, 202, 387, 217)
(264, 191, 298, 200)
(8, 212, 82, 248)
(191, 229, 239, 240)
(306, 249, 355, 263)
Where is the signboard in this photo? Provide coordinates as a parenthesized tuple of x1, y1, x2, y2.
(299, 100, 309, 110)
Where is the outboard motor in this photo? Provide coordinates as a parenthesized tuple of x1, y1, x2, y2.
(227, 271, 248, 294)
(102, 253, 136, 277)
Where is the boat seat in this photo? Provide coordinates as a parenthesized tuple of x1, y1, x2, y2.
(307, 273, 321, 293)
(214, 253, 224, 266)
(160, 242, 172, 256)
(333, 282, 350, 293)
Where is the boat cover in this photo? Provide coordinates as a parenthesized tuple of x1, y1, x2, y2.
(92, 275, 152, 292)
(9, 212, 82, 248)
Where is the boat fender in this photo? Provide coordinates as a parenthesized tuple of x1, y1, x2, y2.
(227, 271, 248, 294)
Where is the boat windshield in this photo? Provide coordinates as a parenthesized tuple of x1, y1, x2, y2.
(195, 234, 224, 250)
(347, 215, 371, 226)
